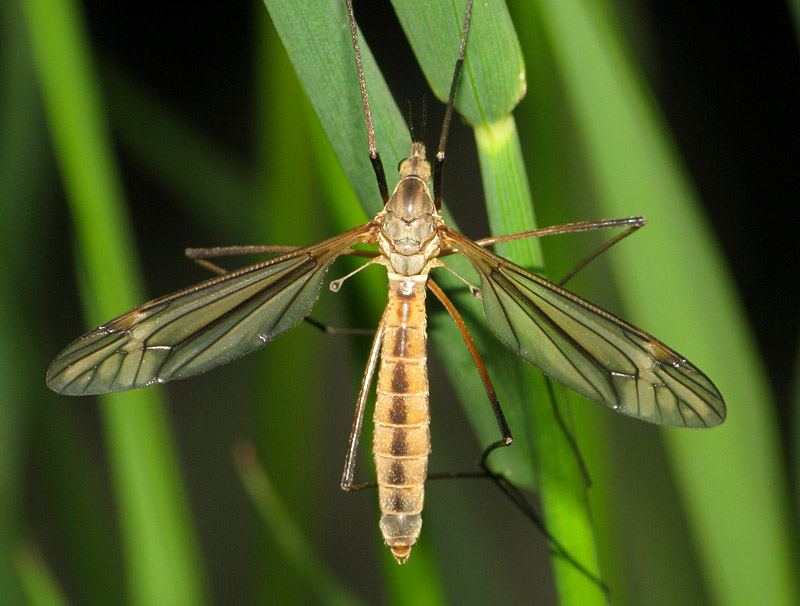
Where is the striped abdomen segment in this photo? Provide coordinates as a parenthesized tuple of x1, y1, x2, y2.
(374, 273, 430, 564)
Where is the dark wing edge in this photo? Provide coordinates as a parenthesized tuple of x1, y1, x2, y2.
(443, 228, 726, 428)
(47, 223, 376, 396)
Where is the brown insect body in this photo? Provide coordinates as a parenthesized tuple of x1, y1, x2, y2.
(372, 141, 441, 562)
(373, 272, 430, 563)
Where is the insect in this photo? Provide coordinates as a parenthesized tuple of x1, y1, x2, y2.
(47, 0, 726, 564)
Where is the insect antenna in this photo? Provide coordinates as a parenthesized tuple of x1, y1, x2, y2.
(420, 93, 428, 143)
(406, 98, 417, 143)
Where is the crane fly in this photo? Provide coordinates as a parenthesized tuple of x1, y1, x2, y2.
(46, 0, 726, 564)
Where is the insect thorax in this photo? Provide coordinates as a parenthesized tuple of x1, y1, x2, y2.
(378, 144, 441, 276)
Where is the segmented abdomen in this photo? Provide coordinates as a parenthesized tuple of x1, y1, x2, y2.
(374, 273, 430, 564)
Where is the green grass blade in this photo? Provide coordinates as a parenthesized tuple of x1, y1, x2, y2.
(0, 2, 40, 603)
(2, 4, 123, 598)
(249, 14, 332, 604)
(264, 0, 409, 216)
(475, 121, 606, 604)
(395, 1, 537, 489)
(392, 0, 525, 125)
(399, 1, 606, 602)
(512, 0, 800, 604)
(20, 0, 208, 603)
(235, 443, 366, 606)
(259, 1, 451, 601)
(14, 544, 69, 606)
(265, 1, 606, 602)
(99, 17, 394, 598)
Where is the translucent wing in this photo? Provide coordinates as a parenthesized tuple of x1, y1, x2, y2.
(443, 228, 726, 428)
(47, 223, 375, 395)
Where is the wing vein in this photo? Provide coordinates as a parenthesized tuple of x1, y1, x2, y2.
(155, 258, 318, 378)
(441, 226, 726, 427)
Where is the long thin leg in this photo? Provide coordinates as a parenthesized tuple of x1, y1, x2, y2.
(472, 216, 645, 248)
(340, 307, 387, 492)
(472, 216, 646, 286)
(186, 245, 379, 260)
(433, 0, 474, 208)
(477, 218, 645, 480)
(427, 278, 585, 479)
(345, 0, 388, 203)
(424, 466, 607, 592)
(427, 284, 606, 591)
(302, 317, 373, 337)
(427, 279, 512, 454)
(341, 278, 505, 492)
(468, 466, 609, 594)
(544, 377, 591, 486)
(556, 218, 645, 286)
(479, 219, 641, 481)
(186, 245, 300, 258)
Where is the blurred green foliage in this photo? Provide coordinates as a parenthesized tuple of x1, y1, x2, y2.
(2, 0, 798, 604)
